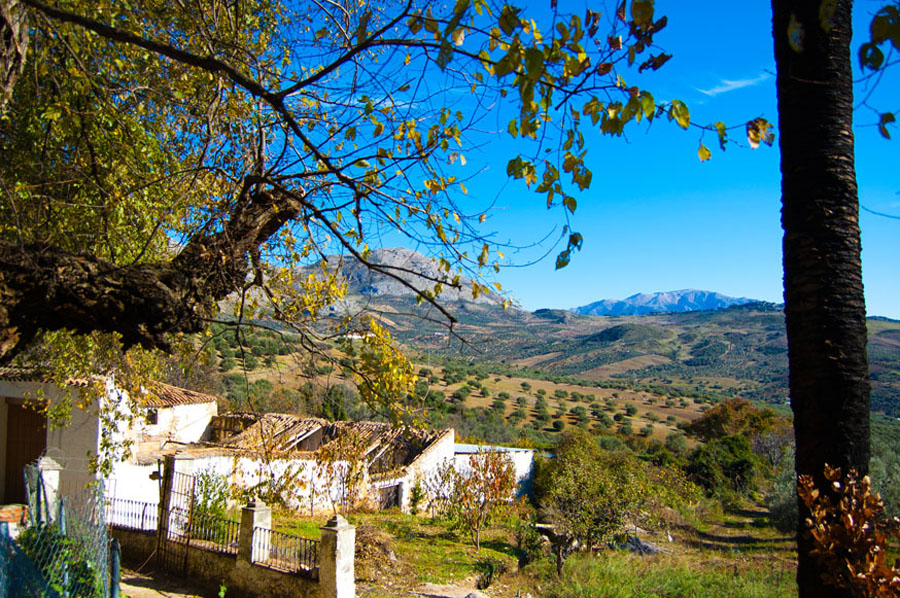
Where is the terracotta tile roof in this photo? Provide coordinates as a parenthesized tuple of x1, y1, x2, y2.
(142, 382, 220, 408)
(0, 367, 218, 407)
(0, 366, 91, 387)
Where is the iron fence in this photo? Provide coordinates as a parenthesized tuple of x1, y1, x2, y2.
(105, 498, 158, 532)
(188, 512, 240, 554)
(251, 527, 318, 575)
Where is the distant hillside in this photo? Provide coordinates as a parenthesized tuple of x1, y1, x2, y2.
(382, 300, 900, 418)
(572, 290, 758, 316)
(237, 255, 899, 419)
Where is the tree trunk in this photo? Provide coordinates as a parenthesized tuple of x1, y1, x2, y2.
(0, 190, 303, 363)
(771, 1, 869, 597)
(0, 0, 29, 112)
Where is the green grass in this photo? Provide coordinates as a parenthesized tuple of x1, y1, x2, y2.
(272, 511, 322, 539)
(537, 552, 796, 598)
(275, 511, 519, 587)
(274, 508, 799, 598)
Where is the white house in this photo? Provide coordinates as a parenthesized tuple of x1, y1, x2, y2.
(2, 367, 537, 516)
(125, 414, 458, 514)
(0, 367, 218, 504)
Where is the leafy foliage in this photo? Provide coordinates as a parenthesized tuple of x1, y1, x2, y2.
(195, 468, 230, 520)
(424, 450, 515, 550)
(534, 429, 699, 575)
(17, 523, 103, 597)
(683, 398, 783, 443)
(686, 434, 760, 500)
(799, 465, 900, 597)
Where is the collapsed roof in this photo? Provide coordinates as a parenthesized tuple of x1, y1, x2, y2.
(213, 413, 446, 474)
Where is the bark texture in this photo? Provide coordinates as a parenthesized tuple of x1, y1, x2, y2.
(0, 0, 28, 111)
(771, 1, 869, 597)
(0, 190, 303, 363)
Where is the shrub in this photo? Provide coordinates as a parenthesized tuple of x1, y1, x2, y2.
(766, 448, 797, 533)
(409, 477, 425, 515)
(687, 434, 760, 498)
(195, 468, 230, 519)
(18, 524, 103, 597)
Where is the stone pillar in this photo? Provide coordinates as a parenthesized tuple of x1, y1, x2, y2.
(319, 515, 355, 598)
(37, 456, 62, 523)
(239, 499, 271, 564)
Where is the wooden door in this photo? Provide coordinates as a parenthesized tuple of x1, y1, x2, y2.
(3, 401, 47, 504)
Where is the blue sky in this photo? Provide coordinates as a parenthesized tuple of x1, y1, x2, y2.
(431, 1, 900, 318)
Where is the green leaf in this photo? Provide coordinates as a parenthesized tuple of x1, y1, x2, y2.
(859, 42, 885, 71)
(640, 91, 655, 119)
(453, 0, 471, 18)
(669, 100, 690, 130)
(870, 6, 900, 47)
(563, 196, 577, 213)
(555, 249, 571, 270)
(568, 232, 583, 250)
(507, 119, 519, 138)
(630, 0, 655, 28)
(499, 5, 520, 35)
(408, 15, 423, 35)
(524, 47, 544, 80)
(878, 112, 896, 139)
(42, 106, 63, 122)
(494, 50, 518, 78)
(714, 121, 728, 150)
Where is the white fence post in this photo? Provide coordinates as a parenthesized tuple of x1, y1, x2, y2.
(319, 515, 355, 598)
(239, 499, 271, 563)
(36, 456, 62, 522)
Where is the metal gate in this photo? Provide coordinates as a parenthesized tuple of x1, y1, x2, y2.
(157, 470, 195, 577)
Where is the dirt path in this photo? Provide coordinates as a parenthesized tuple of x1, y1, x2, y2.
(119, 569, 208, 598)
(677, 504, 796, 566)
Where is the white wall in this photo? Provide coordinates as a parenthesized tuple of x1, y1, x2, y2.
(45, 400, 101, 494)
(104, 429, 462, 515)
(107, 461, 162, 503)
(453, 445, 536, 498)
(391, 429, 455, 510)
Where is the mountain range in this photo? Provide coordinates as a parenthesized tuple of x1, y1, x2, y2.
(308, 248, 756, 316)
(571, 290, 758, 316)
(312, 247, 503, 306)
(275, 248, 900, 418)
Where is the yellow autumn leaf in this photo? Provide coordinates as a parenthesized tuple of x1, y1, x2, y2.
(698, 143, 711, 162)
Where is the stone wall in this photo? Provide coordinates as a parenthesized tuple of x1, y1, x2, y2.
(111, 527, 322, 598)
(110, 501, 355, 598)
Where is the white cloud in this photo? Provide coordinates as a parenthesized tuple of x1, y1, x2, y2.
(698, 73, 772, 97)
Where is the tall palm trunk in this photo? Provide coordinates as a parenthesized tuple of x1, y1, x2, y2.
(771, 1, 870, 596)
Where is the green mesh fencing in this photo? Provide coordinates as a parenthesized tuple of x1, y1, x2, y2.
(13, 464, 111, 598)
